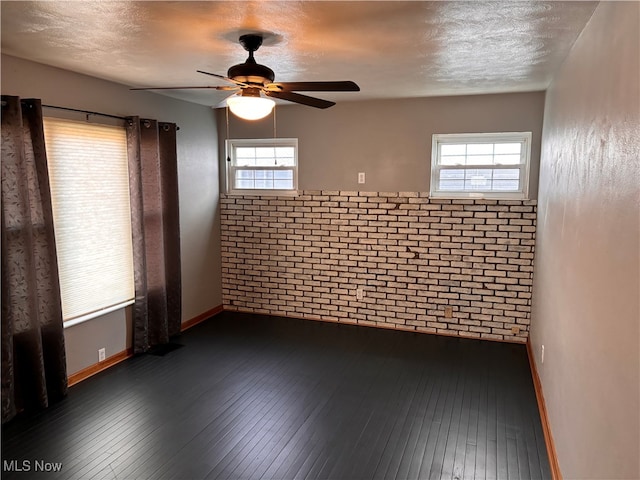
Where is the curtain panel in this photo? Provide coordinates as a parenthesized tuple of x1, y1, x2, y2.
(1, 96, 68, 424)
(126, 118, 182, 354)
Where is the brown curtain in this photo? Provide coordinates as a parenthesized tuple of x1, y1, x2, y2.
(1, 96, 67, 424)
(126, 117, 182, 354)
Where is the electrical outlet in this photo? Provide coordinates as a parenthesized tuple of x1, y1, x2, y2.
(98, 348, 106, 362)
(541, 345, 545, 364)
(358, 172, 365, 184)
(444, 306, 453, 318)
(356, 288, 364, 300)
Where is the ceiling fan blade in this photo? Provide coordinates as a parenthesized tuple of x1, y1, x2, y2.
(197, 70, 249, 87)
(266, 81, 360, 92)
(264, 91, 335, 109)
(130, 86, 239, 91)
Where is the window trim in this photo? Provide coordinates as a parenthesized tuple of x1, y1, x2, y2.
(225, 138, 299, 196)
(430, 132, 532, 200)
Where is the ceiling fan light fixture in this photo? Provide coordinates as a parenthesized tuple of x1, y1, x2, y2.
(227, 92, 275, 121)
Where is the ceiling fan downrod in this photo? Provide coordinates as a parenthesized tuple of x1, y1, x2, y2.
(228, 34, 275, 85)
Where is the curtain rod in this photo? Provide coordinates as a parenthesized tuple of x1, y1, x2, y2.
(43, 104, 127, 121)
(42, 104, 180, 130)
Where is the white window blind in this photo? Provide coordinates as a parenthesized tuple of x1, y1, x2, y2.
(43, 117, 134, 323)
(430, 132, 532, 199)
(226, 138, 298, 195)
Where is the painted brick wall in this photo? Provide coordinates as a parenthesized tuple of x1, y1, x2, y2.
(220, 191, 536, 343)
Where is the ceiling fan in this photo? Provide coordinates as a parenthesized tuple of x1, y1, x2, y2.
(131, 34, 360, 120)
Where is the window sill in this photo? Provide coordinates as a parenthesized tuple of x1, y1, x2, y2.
(226, 190, 300, 197)
(63, 299, 134, 329)
(429, 192, 529, 201)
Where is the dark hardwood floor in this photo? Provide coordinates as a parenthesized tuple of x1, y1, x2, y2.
(2, 311, 551, 480)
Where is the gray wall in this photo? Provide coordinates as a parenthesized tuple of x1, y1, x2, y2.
(216, 91, 545, 196)
(1, 54, 222, 375)
(530, 2, 640, 479)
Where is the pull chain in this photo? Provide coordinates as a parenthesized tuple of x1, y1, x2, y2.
(226, 105, 231, 163)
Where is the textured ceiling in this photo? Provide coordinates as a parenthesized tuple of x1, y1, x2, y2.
(1, 1, 597, 107)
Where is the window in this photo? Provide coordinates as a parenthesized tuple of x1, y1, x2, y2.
(43, 117, 134, 325)
(226, 138, 298, 195)
(430, 132, 531, 199)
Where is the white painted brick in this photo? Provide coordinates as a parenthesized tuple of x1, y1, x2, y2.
(221, 193, 536, 341)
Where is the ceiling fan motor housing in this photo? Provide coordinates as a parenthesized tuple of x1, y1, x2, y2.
(228, 34, 275, 86)
(227, 62, 275, 86)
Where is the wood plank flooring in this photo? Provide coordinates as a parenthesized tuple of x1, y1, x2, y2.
(2, 311, 551, 479)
